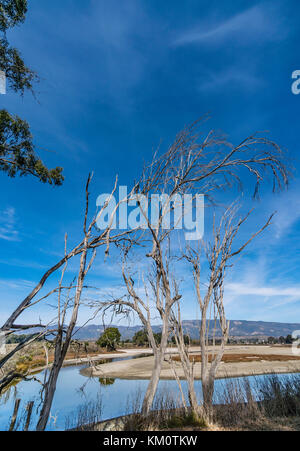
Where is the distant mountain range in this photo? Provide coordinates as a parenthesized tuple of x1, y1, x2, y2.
(69, 320, 300, 340)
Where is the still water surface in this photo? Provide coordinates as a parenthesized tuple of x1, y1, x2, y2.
(0, 357, 298, 431)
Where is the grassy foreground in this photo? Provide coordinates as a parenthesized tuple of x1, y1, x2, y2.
(67, 373, 300, 432)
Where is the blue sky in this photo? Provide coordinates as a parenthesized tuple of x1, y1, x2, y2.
(1, 0, 300, 326)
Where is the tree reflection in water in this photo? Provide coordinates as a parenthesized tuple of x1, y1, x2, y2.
(99, 377, 115, 387)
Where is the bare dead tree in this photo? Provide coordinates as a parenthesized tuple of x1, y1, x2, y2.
(0, 175, 120, 330)
(99, 240, 181, 417)
(35, 174, 135, 430)
(139, 119, 290, 202)
(0, 171, 143, 431)
(96, 119, 289, 417)
(35, 255, 91, 429)
(0, 119, 290, 426)
(175, 205, 276, 419)
(0, 172, 138, 393)
(169, 301, 200, 417)
(1, 119, 289, 347)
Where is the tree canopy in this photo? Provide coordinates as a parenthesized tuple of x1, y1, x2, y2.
(171, 334, 190, 346)
(0, 1, 36, 94)
(0, 0, 64, 185)
(132, 329, 149, 347)
(0, 37, 37, 94)
(0, 0, 27, 32)
(132, 329, 163, 347)
(97, 327, 121, 351)
(0, 110, 63, 184)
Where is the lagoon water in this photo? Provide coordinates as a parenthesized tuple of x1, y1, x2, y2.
(0, 359, 298, 431)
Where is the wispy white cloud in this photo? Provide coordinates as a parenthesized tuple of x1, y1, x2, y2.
(198, 66, 262, 92)
(0, 278, 35, 290)
(220, 249, 300, 322)
(227, 282, 300, 298)
(0, 257, 48, 270)
(0, 207, 20, 242)
(173, 4, 286, 47)
(271, 185, 300, 239)
(24, 0, 156, 111)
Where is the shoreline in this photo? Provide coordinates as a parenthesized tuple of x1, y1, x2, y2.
(28, 348, 154, 374)
(80, 362, 300, 381)
(81, 345, 300, 381)
(81, 366, 300, 381)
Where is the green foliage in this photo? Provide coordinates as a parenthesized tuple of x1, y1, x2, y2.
(0, 0, 27, 32)
(0, 110, 64, 184)
(171, 334, 190, 345)
(154, 332, 162, 345)
(166, 412, 207, 429)
(6, 333, 44, 343)
(132, 329, 163, 347)
(153, 332, 162, 346)
(0, 37, 37, 94)
(6, 333, 28, 343)
(132, 329, 149, 347)
(0, 1, 36, 94)
(127, 409, 208, 431)
(0, 0, 64, 184)
(97, 327, 121, 351)
(17, 354, 32, 363)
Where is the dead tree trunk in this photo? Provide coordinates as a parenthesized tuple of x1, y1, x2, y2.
(141, 314, 169, 415)
(170, 304, 201, 417)
(35, 332, 65, 431)
(36, 175, 121, 430)
(182, 206, 275, 418)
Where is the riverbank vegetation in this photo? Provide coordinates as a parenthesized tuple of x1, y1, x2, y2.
(59, 373, 300, 432)
(0, 340, 125, 382)
(101, 374, 300, 432)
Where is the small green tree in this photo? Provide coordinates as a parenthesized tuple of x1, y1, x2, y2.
(153, 332, 162, 346)
(132, 329, 149, 347)
(97, 328, 121, 352)
(171, 334, 190, 345)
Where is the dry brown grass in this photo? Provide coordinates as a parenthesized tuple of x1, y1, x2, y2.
(14, 346, 125, 373)
(224, 416, 300, 431)
(165, 417, 300, 431)
(172, 353, 300, 364)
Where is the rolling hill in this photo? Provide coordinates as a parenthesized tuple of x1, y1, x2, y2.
(72, 320, 300, 340)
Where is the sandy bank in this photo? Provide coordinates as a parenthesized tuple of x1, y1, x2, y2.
(29, 348, 154, 374)
(81, 346, 300, 380)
